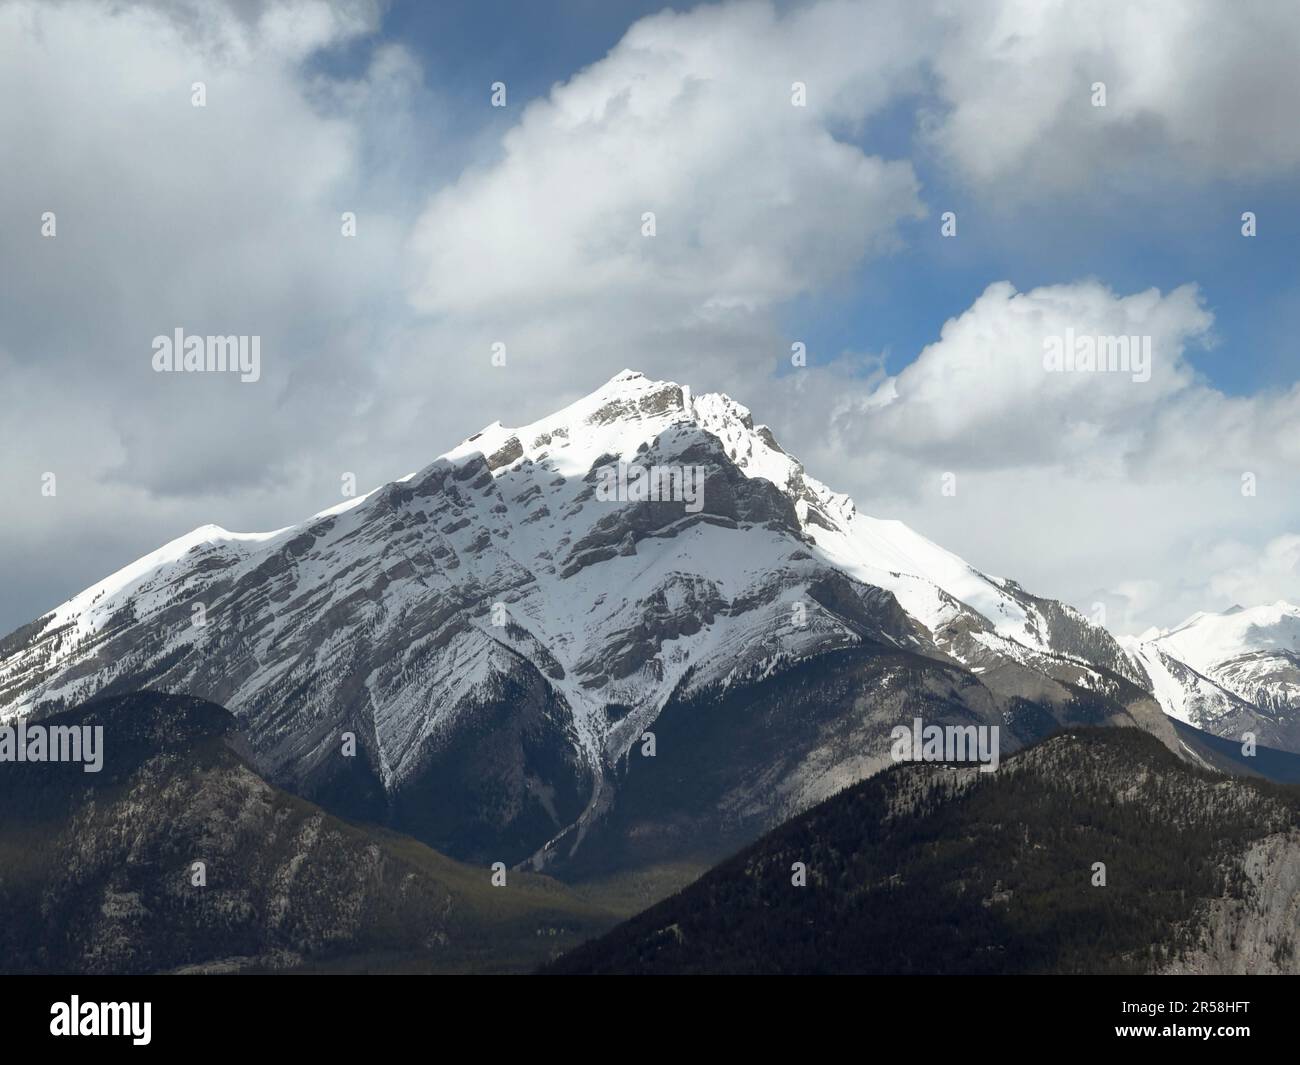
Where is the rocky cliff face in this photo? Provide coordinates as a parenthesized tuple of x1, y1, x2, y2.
(1159, 831, 1300, 974)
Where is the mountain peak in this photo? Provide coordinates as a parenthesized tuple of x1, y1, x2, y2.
(3, 368, 1154, 759)
(0, 367, 1193, 873)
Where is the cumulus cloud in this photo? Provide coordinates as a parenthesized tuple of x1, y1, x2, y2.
(743, 279, 1299, 633)
(399, 0, 1300, 423)
(406, 1, 928, 319)
(396, 0, 946, 456)
(842, 279, 1214, 472)
(922, 0, 1300, 187)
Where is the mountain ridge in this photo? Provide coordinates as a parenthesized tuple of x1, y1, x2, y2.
(0, 691, 613, 974)
(546, 727, 1300, 975)
(0, 369, 1280, 875)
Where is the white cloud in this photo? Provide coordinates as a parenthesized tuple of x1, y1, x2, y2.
(0, 0, 421, 623)
(0, 0, 409, 488)
(744, 278, 1300, 634)
(844, 279, 1214, 471)
(1209, 535, 1300, 608)
(406, 1, 928, 320)
(922, 0, 1300, 187)
(3, 0, 1300, 640)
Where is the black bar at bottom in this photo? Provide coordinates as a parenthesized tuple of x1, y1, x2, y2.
(1, 973, 1292, 1052)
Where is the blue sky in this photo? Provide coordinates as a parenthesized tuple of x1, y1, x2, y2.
(381, 0, 678, 100)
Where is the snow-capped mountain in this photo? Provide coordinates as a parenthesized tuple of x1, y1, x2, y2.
(1123, 602, 1300, 753)
(0, 370, 1170, 872)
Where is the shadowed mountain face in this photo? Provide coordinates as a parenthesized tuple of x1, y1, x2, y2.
(0, 371, 1235, 877)
(0, 692, 612, 974)
(548, 729, 1300, 975)
(551, 646, 1173, 880)
(1171, 718, 1300, 784)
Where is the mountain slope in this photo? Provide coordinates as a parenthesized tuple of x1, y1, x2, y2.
(0, 692, 613, 974)
(0, 370, 1171, 873)
(547, 728, 1300, 975)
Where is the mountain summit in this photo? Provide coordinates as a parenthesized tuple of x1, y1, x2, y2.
(0, 371, 1204, 872)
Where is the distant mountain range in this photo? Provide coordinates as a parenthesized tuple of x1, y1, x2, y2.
(1, 370, 1296, 888)
(1123, 602, 1300, 752)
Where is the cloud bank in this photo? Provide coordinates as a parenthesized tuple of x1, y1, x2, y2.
(2, 0, 1299, 636)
